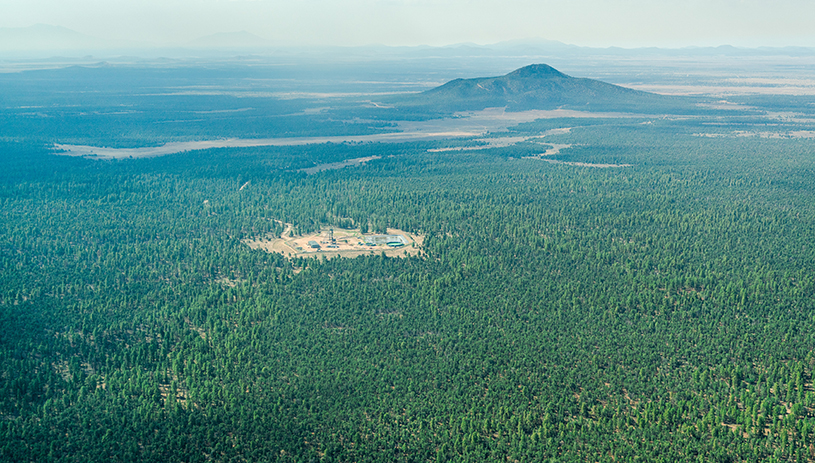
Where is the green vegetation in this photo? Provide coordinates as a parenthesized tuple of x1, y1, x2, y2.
(3, 111, 815, 462)
(0, 65, 399, 148)
(3, 63, 815, 462)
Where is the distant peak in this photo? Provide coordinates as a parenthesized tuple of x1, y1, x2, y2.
(506, 64, 568, 79)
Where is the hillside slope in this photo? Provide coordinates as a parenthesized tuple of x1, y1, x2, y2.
(401, 64, 694, 113)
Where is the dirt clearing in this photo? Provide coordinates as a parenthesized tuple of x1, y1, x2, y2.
(243, 224, 423, 259)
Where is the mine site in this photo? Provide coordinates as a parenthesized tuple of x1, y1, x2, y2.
(242, 222, 423, 259)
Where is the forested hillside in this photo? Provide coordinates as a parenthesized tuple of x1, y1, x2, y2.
(2, 113, 815, 462)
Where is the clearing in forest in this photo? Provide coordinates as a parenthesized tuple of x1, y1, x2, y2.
(243, 223, 423, 259)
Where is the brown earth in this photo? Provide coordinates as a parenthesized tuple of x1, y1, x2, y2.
(243, 224, 423, 259)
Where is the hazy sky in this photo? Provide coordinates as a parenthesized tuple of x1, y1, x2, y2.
(3, 0, 815, 48)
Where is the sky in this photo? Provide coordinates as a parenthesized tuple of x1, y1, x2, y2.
(2, 0, 815, 48)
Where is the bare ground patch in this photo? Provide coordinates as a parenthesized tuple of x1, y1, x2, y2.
(298, 156, 381, 174)
(243, 224, 423, 259)
(695, 130, 815, 139)
(539, 159, 633, 168)
(523, 143, 573, 158)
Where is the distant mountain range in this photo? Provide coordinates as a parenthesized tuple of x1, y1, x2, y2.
(0, 24, 103, 51)
(0, 25, 272, 53)
(398, 64, 693, 113)
(2, 24, 814, 59)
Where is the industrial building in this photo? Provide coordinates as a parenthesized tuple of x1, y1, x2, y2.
(364, 234, 409, 247)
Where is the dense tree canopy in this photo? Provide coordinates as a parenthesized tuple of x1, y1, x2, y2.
(2, 98, 815, 462)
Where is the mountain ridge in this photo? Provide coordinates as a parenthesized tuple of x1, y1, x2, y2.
(0, 24, 101, 50)
(3, 26, 813, 59)
(401, 63, 693, 113)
